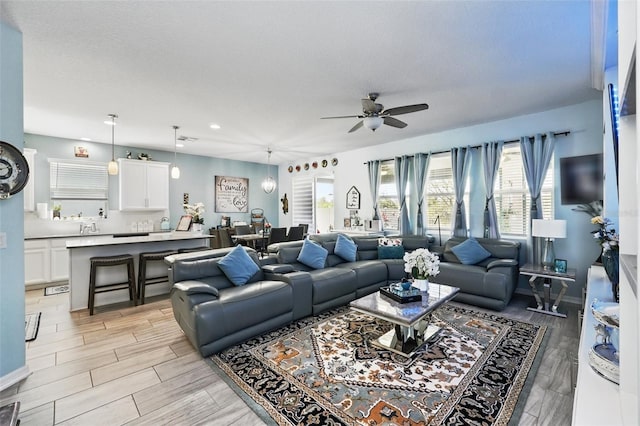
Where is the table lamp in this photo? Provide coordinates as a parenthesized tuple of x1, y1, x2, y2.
(532, 219, 567, 270)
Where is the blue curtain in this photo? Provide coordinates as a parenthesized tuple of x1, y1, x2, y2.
(367, 160, 381, 220)
(481, 141, 504, 239)
(520, 132, 555, 263)
(413, 152, 431, 235)
(394, 155, 411, 234)
(451, 147, 471, 237)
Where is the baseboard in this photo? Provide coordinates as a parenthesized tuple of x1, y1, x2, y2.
(514, 288, 582, 306)
(0, 365, 31, 392)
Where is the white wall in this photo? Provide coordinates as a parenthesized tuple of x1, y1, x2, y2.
(278, 99, 603, 300)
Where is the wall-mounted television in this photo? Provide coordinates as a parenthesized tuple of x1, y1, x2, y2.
(560, 154, 603, 205)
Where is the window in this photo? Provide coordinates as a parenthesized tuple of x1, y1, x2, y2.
(378, 161, 400, 230)
(494, 144, 553, 236)
(425, 153, 455, 231)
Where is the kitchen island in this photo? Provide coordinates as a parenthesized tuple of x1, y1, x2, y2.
(66, 232, 214, 311)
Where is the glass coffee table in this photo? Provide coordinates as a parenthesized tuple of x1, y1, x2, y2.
(349, 282, 460, 358)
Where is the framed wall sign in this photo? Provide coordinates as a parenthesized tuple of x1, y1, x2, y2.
(176, 215, 192, 231)
(346, 186, 360, 209)
(215, 175, 249, 213)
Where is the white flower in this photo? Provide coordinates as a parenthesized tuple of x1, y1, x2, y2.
(403, 248, 440, 279)
(183, 202, 205, 224)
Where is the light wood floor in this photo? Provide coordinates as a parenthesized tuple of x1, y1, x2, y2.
(1, 289, 579, 425)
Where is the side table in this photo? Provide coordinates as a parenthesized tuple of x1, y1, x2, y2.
(520, 263, 576, 318)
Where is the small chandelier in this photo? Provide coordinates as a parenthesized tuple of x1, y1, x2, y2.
(107, 113, 118, 175)
(261, 148, 276, 194)
(171, 125, 180, 179)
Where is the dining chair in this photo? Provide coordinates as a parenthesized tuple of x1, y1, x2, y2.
(218, 228, 234, 248)
(298, 223, 309, 234)
(287, 226, 305, 241)
(234, 225, 252, 236)
(268, 227, 287, 245)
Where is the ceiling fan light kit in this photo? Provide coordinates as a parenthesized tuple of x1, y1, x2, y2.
(321, 92, 429, 133)
(363, 116, 384, 131)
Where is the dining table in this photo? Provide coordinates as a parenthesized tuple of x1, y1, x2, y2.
(231, 233, 269, 255)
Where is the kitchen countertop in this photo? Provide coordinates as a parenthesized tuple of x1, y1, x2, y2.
(66, 232, 213, 248)
(25, 230, 175, 240)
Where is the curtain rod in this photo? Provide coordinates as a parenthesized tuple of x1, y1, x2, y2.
(364, 130, 571, 164)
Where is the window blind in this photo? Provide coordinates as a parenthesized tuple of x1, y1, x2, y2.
(49, 159, 109, 200)
(292, 177, 314, 229)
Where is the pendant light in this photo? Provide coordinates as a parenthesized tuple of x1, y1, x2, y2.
(171, 125, 180, 179)
(107, 113, 118, 175)
(261, 148, 276, 194)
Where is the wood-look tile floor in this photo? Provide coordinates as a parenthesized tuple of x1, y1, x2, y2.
(1, 289, 579, 425)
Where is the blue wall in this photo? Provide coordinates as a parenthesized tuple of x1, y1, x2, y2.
(24, 134, 280, 229)
(0, 23, 26, 380)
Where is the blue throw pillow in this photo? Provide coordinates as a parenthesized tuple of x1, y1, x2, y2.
(377, 245, 405, 259)
(450, 238, 492, 265)
(297, 239, 328, 269)
(218, 245, 260, 286)
(334, 233, 357, 262)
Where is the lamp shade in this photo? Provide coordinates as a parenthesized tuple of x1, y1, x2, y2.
(171, 165, 180, 179)
(363, 116, 383, 131)
(532, 219, 567, 238)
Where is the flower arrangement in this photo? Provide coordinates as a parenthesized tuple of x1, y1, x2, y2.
(403, 248, 440, 280)
(183, 202, 205, 225)
(591, 216, 619, 252)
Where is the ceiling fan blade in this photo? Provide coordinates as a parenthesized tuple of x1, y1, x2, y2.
(361, 99, 377, 113)
(382, 103, 429, 116)
(384, 116, 407, 129)
(321, 115, 362, 119)
(348, 120, 364, 133)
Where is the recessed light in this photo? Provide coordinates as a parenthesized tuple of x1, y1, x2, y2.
(176, 143, 184, 148)
(209, 123, 221, 130)
(80, 137, 91, 141)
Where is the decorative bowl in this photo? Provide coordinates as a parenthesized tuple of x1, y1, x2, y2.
(400, 281, 412, 291)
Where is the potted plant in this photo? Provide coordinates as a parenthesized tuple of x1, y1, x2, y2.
(52, 204, 62, 219)
(403, 248, 440, 291)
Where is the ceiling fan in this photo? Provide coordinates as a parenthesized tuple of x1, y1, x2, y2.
(321, 93, 429, 133)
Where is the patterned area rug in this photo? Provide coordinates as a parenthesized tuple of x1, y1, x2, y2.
(25, 312, 41, 342)
(210, 304, 547, 425)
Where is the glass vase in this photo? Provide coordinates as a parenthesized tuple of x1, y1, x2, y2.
(601, 249, 619, 302)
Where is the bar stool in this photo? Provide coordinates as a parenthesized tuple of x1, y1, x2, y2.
(137, 249, 178, 305)
(88, 254, 136, 315)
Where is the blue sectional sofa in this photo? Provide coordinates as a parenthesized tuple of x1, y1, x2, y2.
(166, 233, 520, 356)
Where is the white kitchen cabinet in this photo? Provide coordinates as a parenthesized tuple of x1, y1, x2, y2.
(24, 238, 80, 286)
(118, 159, 169, 211)
(50, 239, 71, 282)
(24, 239, 49, 285)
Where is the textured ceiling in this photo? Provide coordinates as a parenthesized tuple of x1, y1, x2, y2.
(1, 1, 600, 164)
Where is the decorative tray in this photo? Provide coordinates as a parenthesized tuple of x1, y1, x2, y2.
(591, 299, 620, 328)
(588, 343, 619, 384)
(380, 285, 422, 304)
